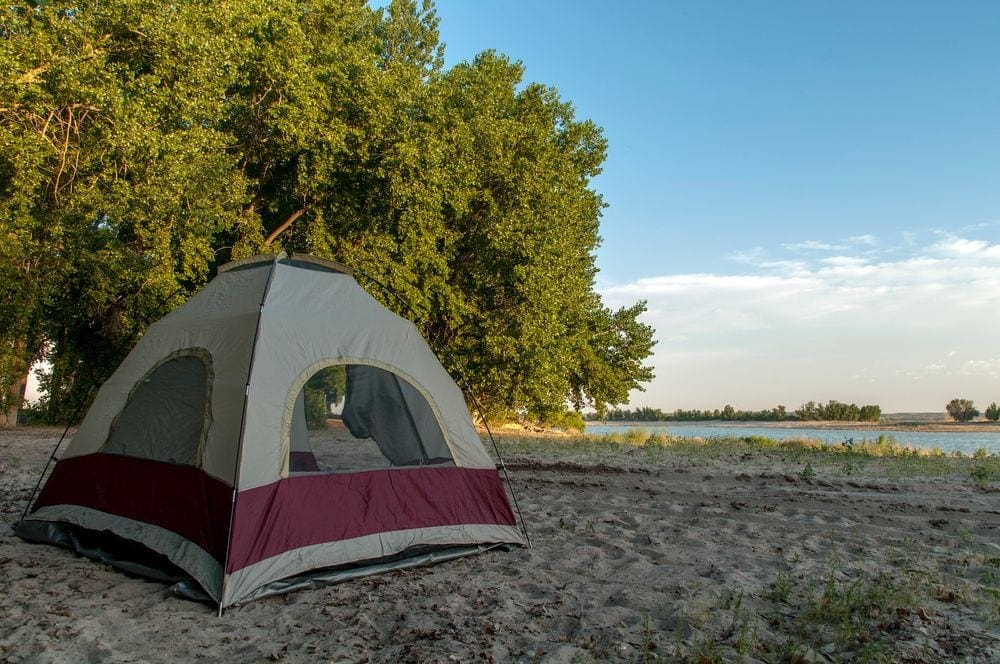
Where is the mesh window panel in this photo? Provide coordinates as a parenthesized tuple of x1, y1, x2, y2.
(103, 353, 210, 466)
(290, 364, 454, 474)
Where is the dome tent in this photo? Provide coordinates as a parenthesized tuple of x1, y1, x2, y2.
(16, 253, 525, 610)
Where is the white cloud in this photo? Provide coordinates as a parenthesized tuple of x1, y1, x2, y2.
(602, 273, 816, 297)
(602, 234, 1000, 411)
(932, 237, 991, 256)
(960, 358, 1000, 377)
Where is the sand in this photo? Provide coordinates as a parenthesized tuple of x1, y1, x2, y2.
(1, 427, 997, 662)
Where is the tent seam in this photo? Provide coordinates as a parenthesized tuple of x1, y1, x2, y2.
(217, 252, 283, 612)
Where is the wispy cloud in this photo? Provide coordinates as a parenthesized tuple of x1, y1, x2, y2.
(960, 220, 999, 232)
(782, 239, 845, 252)
(849, 234, 878, 246)
(779, 233, 881, 255)
(727, 247, 766, 264)
(960, 358, 1000, 377)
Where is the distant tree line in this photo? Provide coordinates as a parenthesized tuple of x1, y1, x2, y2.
(793, 400, 882, 422)
(947, 398, 1000, 422)
(587, 400, 882, 423)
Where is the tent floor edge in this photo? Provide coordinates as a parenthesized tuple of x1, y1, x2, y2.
(225, 543, 508, 608)
(13, 518, 217, 605)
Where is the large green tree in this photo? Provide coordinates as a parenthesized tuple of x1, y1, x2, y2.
(1, 0, 654, 424)
(945, 398, 979, 423)
(1, 0, 254, 421)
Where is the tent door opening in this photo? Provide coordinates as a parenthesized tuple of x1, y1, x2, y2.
(289, 363, 455, 474)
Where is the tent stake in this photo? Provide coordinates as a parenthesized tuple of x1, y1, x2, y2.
(460, 377, 532, 549)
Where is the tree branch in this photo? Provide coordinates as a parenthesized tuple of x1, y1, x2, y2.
(263, 208, 305, 246)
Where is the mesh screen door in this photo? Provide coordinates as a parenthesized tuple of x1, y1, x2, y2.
(103, 351, 211, 466)
(289, 364, 454, 474)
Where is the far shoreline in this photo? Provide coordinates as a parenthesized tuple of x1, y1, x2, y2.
(595, 419, 1000, 433)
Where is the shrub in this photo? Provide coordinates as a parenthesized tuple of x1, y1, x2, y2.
(547, 410, 586, 432)
(946, 398, 979, 422)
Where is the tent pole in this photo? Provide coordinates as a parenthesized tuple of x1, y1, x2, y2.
(18, 420, 75, 524)
(217, 254, 282, 613)
(459, 376, 532, 549)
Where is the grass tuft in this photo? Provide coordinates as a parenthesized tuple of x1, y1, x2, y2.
(491, 430, 998, 483)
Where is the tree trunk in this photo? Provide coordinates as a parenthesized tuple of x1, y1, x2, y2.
(4, 370, 27, 427)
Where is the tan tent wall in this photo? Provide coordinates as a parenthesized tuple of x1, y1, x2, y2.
(236, 261, 494, 491)
(56, 261, 274, 484)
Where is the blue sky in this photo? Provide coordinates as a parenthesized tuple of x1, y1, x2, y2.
(435, 1, 1000, 412)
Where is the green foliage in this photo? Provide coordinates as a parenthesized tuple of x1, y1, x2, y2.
(307, 365, 346, 407)
(969, 450, 1000, 485)
(639, 613, 658, 662)
(544, 409, 586, 432)
(1, 0, 254, 420)
(764, 571, 793, 605)
(304, 365, 346, 428)
(0, 0, 655, 423)
(794, 399, 881, 422)
(752, 555, 954, 662)
(946, 398, 979, 422)
(303, 385, 328, 430)
(984, 402, 999, 422)
(859, 404, 882, 421)
(595, 404, 790, 422)
(800, 567, 913, 648)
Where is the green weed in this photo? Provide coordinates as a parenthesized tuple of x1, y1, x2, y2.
(764, 571, 793, 605)
(686, 637, 723, 664)
(970, 461, 997, 484)
(639, 613, 659, 662)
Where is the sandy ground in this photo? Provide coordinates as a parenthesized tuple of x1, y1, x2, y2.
(1, 427, 998, 663)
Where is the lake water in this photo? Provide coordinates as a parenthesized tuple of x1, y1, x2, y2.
(585, 422, 1000, 456)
